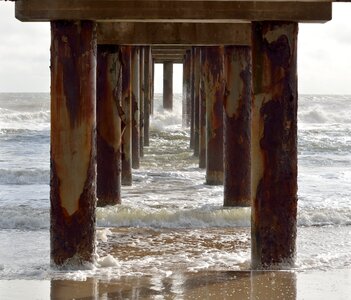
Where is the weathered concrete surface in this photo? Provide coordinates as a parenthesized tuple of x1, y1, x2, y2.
(97, 45, 122, 207)
(121, 46, 133, 186)
(183, 50, 191, 127)
(144, 46, 152, 147)
(151, 60, 155, 115)
(50, 21, 96, 266)
(98, 21, 251, 47)
(203, 46, 225, 185)
(251, 22, 298, 269)
(223, 46, 252, 207)
(163, 61, 173, 110)
(139, 47, 145, 157)
(16, 1, 332, 23)
(153, 53, 185, 61)
(193, 47, 201, 157)
(190, 48, 195, 149)
(199, 48, 206, 169)
(131, 46, 140, 169)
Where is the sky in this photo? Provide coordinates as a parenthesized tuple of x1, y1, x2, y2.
(1, 3, 351, 94)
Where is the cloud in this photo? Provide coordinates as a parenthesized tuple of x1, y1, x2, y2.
(1, 2, 351, 94)
(0, 3, 50, 92)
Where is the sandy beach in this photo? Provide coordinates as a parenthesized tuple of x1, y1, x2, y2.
(1, 269, 350, 299)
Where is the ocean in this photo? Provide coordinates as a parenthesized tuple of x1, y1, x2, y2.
(0, 93, 350, 283)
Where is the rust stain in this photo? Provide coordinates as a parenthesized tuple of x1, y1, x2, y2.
(251, 21, 298, 268)
(182, 50, 192, 127)
(223, 46, 252, 207)
(203, 46, 224, 185)
(50, 152, 96, 266)
(51, 21, 96, 217)
(139, 47, 145, 157)
(190, 48, 195, 149)
(131, 47, 140, 169)
(163, 61, 173, 110)
(121, 46, 132, 186)
(143, 46, 151, 147)
(199, 48, 206, 169)
(96, 45, 122, 207)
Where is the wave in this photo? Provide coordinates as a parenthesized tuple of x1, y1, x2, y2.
(1, 204, 350, 230)
(297, 207, 351, 227)
(0, 206, 49, 230)
(298, 95, 351, 124)
(97, 205, 251, 228)
(0, 168, 49, 185)
(0, 108, 50, 131)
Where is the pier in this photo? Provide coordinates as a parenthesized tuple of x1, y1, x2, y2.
(12, 0, 333, 269)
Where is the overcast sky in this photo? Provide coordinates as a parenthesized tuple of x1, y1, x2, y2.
(1, 3, 351, 94)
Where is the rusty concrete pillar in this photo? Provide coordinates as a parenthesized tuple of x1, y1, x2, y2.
(50, 21, 96, 266)
(121, 46, 132, 186)
(96, 45, 122, 207)
(251, 22, 298, 269)
(163, 61, 173, 110)
(144, 46, 151, 147)
(139, 47, 145, 157)
(190, 48, 195, 149)
(223, 46, 252, 207)
(131, 46, 140, 169)
(151, 59, 155, 115)
(203, 46, 224, 185)
(193, 47, 201, 157)
(199, 48, 206, 169)
(183, 50, 191, 127)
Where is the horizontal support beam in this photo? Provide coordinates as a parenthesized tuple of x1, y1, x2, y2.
(152, 46, 190, 51)
(15, 1, 331, 23)
(98, 22, 251, 46)
(152, 53, 185, 60)
(152, 49, 186, 55)
(154, 59, 183, 64)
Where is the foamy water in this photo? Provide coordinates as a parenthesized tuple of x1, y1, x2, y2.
(0, 93, 350, 280)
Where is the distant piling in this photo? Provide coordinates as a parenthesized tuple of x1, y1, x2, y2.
(199, 48, 207, 169)
(163, 61, 173, 110)
(131, 46, 140, 169)
(144, 46, 152, 147)
(121, 45, 133, 186)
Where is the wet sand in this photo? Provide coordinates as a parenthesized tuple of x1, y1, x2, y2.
(1, 269, 351, 299)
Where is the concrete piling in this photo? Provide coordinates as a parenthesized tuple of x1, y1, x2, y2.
(121, 45, 133, 186)
(223, 46, 252, 207)
(163, 61, 173, 110)
(144, 46, 152, 147)
(251, 21, 298, 269)
(199, 48, 207, 169)
(190, 49, 195, 149)
(203, 46, 225, 185)
(96, 45, 122, 207)
(139, 47, 145, 157)
(183, 50, 192, 127)
(193, 47, 201, 157)
(50, 20, 97, 266)
(131, 46, 140, 169)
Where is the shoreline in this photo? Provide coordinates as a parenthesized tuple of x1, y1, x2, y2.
(1, 269, 350, 299)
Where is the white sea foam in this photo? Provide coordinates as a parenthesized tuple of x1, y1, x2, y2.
(0, 168, 49, 185)
(0, 206, 49, 230)
(97, 206, 251, 228)
(97, 255, 120, 268)
(96, 228, 112, 242)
